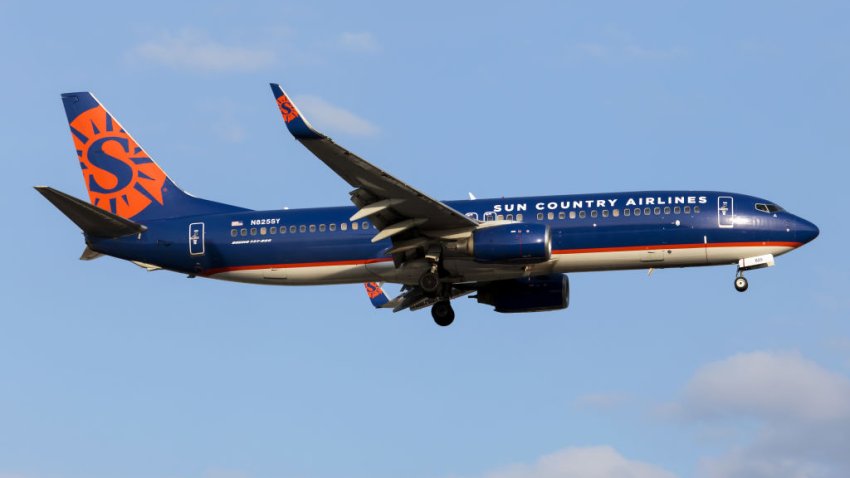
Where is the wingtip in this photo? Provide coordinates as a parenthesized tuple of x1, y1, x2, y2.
(269, 82, 325, 140)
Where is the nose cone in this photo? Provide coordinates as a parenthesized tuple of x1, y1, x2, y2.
(796, 217, 819, 244)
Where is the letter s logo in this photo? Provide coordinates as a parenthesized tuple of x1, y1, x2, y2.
(86, 137, 134, 194)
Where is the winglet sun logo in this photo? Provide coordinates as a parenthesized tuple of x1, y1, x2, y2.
(69, 107, 167, 219)
(276, 94, 299, 123)
(365, 282, 383, 300)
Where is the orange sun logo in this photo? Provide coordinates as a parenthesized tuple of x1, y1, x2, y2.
(69, 107, 166, 219)
(365, 282, 383, 299)
(276, 94, 299, 123)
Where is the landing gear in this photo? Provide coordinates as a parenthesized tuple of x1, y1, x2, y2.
(419, 269, 440, 293)
(431, 300, 455, 326)
(734, 273, 749, 292)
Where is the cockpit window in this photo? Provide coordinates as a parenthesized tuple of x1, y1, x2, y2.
(755, 203, 784, 213)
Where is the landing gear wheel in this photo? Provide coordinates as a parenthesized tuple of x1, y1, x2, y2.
(419, 270, 440, 294)
(734, 276, 748, 292)
(431, 301, 455, 327)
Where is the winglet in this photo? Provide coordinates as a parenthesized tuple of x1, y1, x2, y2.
(269, 83, 325, 140)
(364, 282, 391, 308)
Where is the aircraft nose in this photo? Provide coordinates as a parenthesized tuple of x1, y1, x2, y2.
(795, 217, 819, 244)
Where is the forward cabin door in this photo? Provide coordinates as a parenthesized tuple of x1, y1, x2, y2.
(717, 196, 734, 228)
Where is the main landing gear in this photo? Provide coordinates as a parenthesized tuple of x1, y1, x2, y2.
(419, 268, 440, 293)
(431, 300, 455, 327)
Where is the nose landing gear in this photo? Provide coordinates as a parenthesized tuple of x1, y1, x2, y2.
(733, 253, 775, 293)
(734, 273, 749, 292)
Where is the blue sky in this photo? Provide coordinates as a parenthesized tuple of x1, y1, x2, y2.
(1, 1, 849, 477)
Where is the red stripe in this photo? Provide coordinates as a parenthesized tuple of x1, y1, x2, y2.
(206, 241, 801, 276)
(205, 257, 392, 275)
(553, 241, 801, 255)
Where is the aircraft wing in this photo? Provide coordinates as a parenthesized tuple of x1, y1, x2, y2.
(270, 84, 478, 246)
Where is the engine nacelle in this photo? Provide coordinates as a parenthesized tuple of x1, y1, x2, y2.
(471, 223, 551, 263)
(474, 274, 569, 313)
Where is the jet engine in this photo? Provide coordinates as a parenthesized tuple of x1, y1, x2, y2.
(471, 223, 551, 263)
(474, 274, 569, 313)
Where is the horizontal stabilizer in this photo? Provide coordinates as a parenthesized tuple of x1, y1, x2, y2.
(35, 186, 146, 238)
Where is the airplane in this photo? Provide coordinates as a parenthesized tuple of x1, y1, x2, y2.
(36, 84, 819, 326)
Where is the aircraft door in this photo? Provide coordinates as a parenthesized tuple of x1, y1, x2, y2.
(189, 222, 205, 255)
(717, 196, 734, 228)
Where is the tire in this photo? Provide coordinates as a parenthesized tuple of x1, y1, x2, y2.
(419, 271, 440, 293)
(431, 301, 455, 326)
(734, 276, 748, 292)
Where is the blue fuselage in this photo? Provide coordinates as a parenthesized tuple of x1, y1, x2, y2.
(87, 190, 819, 285)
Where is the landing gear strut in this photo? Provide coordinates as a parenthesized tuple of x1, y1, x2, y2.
(734, 271, 749, 292)
(431, 300, 455, 326)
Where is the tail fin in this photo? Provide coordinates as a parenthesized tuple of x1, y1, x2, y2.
(61, 92, 247, 221)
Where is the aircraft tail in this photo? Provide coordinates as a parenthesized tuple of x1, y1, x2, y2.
(35, 186, 145, 238)
(60, 92, 247, 221)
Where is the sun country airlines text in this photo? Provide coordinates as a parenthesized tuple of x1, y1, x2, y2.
(492, 195, 709, 213)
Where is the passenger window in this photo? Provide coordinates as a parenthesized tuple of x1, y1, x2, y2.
(299, 225, 306, 233)
(612, 209, 619, 217)
(466, 212, 479, 220)
(634, 208, 641, 216)
(684, 206, 691, 214)
(558, 211, 565, 220)
(694, 206, 701, 213)
(547, 212, 554, 220)
(230, 229, 237, 237)
(602, 210, 609, 218)
(537, 213, 544, 220)
(270, 226, 277, 234)
(330, 223, 336, 231)
(590, 210, 598, 218)
(341, 223, 348, 231)
(319, 224, 326, 232)
(250, 227, 257, 236)
(484, 212, 496, 222)
(579, 211, 586, 218)
(497, 214, 505, 221)
(281, 226, 287, 234)
(362, 221, 369, 230)
(654, 207, 660, 215)
(569, 211, 576, 219)
(623, 208, 630, 216)
(674, 206, 681, 214)
(644, 207, 651, 216)
(290, 225, 296, 233)
(260, 227, 267, 235)
(664, 207, 670, 215)
(309, 225, 316, 232)
(352, 222, 359, 230)
(241, 228, 247, 236)
(516, 213, 523, 221)
(506, 214, 514, 220)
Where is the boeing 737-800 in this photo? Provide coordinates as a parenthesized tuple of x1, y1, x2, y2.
(36, 84, 819, 326)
